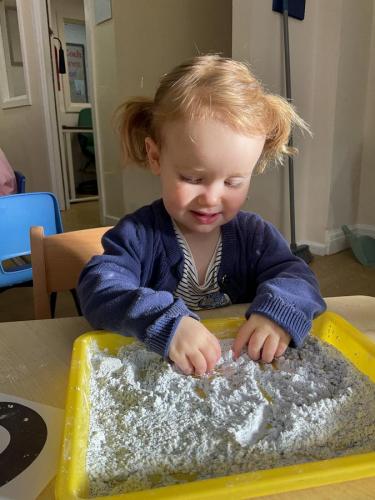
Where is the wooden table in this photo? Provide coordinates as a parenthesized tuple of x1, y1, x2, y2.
(1, 296, 374, 499)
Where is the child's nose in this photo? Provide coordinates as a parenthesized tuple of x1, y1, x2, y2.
(197, 184, 222, 206)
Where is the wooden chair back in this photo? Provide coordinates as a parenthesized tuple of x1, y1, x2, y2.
(30, 225, 111, 319)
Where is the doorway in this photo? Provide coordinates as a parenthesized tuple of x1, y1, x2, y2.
(47, 0, 100, 212)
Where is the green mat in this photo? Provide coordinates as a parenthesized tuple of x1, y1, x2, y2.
(342, 225, 375, 267)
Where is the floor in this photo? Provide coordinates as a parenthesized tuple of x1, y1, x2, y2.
(1, 201, 374, 322)
(60, 199, 102, 231)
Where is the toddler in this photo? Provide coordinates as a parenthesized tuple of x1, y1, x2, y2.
(78, 55, 326, 376)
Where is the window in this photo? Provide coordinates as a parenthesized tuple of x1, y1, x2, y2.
(0, 0, 30, 108)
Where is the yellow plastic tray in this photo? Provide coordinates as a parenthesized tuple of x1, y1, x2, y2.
(55, 312, 375, 499)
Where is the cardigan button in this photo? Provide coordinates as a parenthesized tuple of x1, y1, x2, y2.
(221, 274, 229, 285)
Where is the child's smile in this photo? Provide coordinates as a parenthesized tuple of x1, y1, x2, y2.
(190, 210, 221, 225)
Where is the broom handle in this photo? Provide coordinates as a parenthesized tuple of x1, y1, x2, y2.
(283, 1, 297, 250)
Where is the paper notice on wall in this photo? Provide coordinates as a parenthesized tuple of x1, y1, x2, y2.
(0, 393, 64, 500)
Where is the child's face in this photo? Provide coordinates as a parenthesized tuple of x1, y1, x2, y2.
(146, 118, 265, 236)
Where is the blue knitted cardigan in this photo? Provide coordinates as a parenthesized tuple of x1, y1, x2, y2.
(77, 199, 326, 357)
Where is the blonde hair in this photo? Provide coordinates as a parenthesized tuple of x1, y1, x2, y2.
(115, 54, 308, 173)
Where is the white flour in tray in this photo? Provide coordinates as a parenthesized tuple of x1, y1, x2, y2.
(86, 336, 375, 496)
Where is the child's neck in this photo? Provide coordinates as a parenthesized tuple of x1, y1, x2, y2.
(179, 227, 221, 285)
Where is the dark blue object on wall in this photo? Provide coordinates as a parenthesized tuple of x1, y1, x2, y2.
(272, 0, 306, 20)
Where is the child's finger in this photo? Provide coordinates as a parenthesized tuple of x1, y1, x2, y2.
(188, 350, 208, 376)
(260, 335, 279, 363)
(210, 335, 222, 360)
(232, 322, 253, 358)
(247, 329, 268, 361)
(176, 355, 193, 375)
(202, 345, 220, 373)
(275, 342, 288, 358)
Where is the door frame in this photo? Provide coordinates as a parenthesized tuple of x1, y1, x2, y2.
(82, 0, 106, 222)
(32, 0, 67, 210)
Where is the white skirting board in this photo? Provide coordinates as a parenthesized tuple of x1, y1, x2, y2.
(302, 224, 375, 256)
(103, 214, 120, 227)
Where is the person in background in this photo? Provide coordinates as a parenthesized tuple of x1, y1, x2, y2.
(0, 147, 17, 195)
(78, 55, 326, 376)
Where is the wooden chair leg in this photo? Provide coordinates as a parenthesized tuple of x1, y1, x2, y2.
(70, 288, 82, 316)
(50, 292, 57, 318)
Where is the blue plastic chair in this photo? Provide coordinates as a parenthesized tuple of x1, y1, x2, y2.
(0, 192, 63, 290)
(14, 170, 26, 193)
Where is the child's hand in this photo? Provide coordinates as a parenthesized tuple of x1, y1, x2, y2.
(232, 313, 291, 363)
(168, 316, 221, 376)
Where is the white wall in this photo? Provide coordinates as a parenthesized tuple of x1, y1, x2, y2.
(357, 4, 375, 228)
(0, 0, 53, 193)
(233, 0, 375, 254)
(88, 14, 121, 221)
(328, 1, 372, 230)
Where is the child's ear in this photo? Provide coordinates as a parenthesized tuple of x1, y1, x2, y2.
(145, 137, 161, 175)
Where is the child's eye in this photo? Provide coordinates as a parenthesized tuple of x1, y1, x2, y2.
(225, 178, 243, 188)
(180, 175, 202, 184)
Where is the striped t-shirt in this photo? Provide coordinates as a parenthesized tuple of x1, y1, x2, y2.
(172, 222, 231, 311)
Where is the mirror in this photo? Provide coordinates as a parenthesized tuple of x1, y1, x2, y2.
(0, 0, 30, 107)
